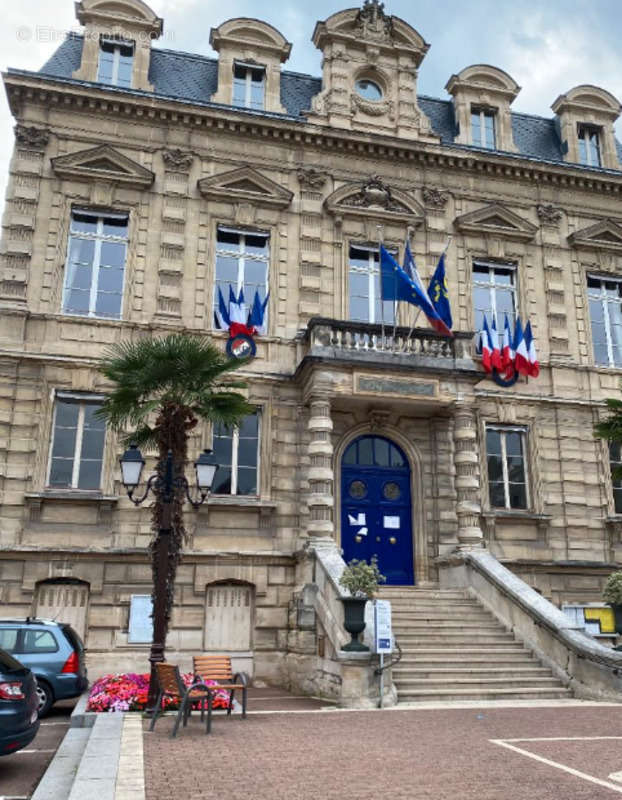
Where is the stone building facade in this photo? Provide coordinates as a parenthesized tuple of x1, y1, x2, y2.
(1, 0, 622, 687)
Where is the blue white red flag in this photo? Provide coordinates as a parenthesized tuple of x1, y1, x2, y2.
(249, 290, 269, 336)
(502, 315, 514, 376)
(513, 317, 530, 376)
(524, 320, 539, 378)
(216, 286, 231, 330)
(490, 317, 503, 371)
(480, 315, 493, 373)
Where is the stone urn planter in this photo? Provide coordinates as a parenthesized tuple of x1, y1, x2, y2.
(340, 597, 369, 652)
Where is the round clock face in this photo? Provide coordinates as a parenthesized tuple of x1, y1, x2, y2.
(226, 333, 257, 360)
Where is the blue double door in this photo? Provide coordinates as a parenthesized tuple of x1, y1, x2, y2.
(341, 435, 414, 586)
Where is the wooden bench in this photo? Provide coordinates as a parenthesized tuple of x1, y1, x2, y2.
(193, 655, 248, 719)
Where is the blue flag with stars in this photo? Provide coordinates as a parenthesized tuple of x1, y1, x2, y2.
(428, 253, 453, 331)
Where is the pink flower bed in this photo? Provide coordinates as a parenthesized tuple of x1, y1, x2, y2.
(86, 672, 232, 713)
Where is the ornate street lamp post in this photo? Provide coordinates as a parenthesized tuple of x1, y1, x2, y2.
(119, 444, 218, 712)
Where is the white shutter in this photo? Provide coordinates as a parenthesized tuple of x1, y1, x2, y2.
(204, 583, 252, 652)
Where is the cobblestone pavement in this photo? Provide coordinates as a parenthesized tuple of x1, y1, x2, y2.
(0, 699, 75, 799)
(144, 703, 622, 800)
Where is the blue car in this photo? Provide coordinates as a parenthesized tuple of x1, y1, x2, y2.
(0, 620, 88, 716)
(0, 647, 39, 755)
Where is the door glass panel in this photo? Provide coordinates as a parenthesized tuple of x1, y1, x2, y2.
(375, 438, 390, 466)
(358, 438, 373, 465)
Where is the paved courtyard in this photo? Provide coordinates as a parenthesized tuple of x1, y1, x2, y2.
(143, 702, 622, 800)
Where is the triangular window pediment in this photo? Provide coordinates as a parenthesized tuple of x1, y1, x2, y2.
(51, 144, 154, 188)
(197, 166, 292, 209)
(454, 203, 537, 241)
(568, 219, 622, 252)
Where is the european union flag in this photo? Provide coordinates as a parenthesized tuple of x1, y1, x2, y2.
(428, 253, 453, 331)
(380, 246, 452, 337)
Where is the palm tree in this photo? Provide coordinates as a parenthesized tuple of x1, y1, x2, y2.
(97, 333, 251, 650)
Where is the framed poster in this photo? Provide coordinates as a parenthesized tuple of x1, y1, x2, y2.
(128, 594, 153, 644)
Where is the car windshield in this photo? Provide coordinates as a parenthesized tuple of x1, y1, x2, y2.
(0, 647, 25, 672)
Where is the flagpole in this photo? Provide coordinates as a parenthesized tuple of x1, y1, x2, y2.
(377, 224, 385, 350)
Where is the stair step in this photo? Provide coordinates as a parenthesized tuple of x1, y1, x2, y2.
(395, 675, 563, 687)
(397, 687, 573, 702)
(393, 667, 552, 679)
(398, 657, 538, 667)
(392, 622, 505, 631)
(395, 635, 516, 644)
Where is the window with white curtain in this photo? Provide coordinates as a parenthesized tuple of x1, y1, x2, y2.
(472, 261, 517, 332)
(211, 412, 260, 496)
(587, 275, 622, 367)
(213, 228, 269, 330)
(485, 425, 529, 510)
(97, 39, 134, 88)
(348, 244, 395, 325)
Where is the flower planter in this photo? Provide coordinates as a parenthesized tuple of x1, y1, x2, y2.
(340, 597, 370, 652)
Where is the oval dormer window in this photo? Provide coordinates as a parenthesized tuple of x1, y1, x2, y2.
(355, 79, 383, 101)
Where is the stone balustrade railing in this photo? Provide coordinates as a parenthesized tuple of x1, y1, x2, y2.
(302, 317, 476, 365)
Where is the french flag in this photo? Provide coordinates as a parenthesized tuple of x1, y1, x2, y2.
(524, 321, 539, 378)
(502, 315, 514, 376)
(513, 317, 530, 376)
(480, 315, 493, 373)
(490, 318, 503, 371)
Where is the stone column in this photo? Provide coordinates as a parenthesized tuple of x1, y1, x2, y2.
(306, 396, 334, 540)
(453, 402, 485, 548)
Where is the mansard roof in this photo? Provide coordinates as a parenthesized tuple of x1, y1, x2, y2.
(37, 34, 622, 170)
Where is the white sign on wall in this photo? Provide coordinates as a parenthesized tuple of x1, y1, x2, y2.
(374, 599, 392, 654)
(128, 595, 153, 644)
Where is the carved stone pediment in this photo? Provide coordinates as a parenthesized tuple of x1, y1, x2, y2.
(51, 144, 154, 188)
(198, 165, 293, 209)
(453, 203, 537, 241)
(325, 177, 423, 225)
(567, 219, 622, 252)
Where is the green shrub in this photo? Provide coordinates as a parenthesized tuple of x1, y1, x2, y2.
(603, 571, 622, 605)
(339, 556, 386, 599)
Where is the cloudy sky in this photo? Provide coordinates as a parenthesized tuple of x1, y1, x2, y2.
(0, 0, 621, 205)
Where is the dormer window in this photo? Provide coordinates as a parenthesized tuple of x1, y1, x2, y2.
(355, 79, 383, 101)
(97, 38, 134, 88)
(578, 124, 601, 166)
(471, 108, 496, 149)
(233, 63, 265, 110)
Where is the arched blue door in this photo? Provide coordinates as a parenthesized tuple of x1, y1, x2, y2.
(341, 435, 414, 586)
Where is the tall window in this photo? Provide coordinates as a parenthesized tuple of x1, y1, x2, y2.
(233, 63, 265, 110)
(471, 108, 496, 149)
(63, 211, 128, 320)
(472, 262, 516, 332)
(609, 442, 622, 514)
(211, 412, 260, 496)
(486, 426, 528, 510)
(48, 396, 106, 490)
(348, 245, 395, 324)
(578, 125, 601, 167)
(587, 275, 622, 367)
(97, 39, 134, 88)
(213, 228, 269, 330)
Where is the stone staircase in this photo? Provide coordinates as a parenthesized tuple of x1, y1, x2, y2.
(379, 586, 572, 702)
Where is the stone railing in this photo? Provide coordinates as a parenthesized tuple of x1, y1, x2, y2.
(439, 549, 622, 701)
(302, 317, 476, 367)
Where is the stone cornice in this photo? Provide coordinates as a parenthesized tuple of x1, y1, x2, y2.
(5, 70, 622, 196)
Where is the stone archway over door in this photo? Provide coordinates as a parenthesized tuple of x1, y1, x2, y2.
(35, 581, 89, 641)
(204, 583, 254, 677)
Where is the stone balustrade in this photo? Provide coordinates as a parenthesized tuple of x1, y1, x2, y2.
(302, 317, 476, 368)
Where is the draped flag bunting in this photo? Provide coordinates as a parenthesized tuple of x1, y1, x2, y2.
(381, 245, 453, 337)
(428, 253, 453, 331)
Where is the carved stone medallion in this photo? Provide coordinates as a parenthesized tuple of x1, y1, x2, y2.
(422, 187, 449, 209)
(297, 168, 327, 190)
(14, 125, 49, 150)
(355, 0, 393, 42)
(342, 176, 408, 213)
(162, 149, 194, 170)
(536, 204, 562, 225)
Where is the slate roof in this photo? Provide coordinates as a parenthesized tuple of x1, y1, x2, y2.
(35, 35, 622, 171)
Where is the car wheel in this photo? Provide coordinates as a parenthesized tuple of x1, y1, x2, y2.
(35, 681, 54, 717)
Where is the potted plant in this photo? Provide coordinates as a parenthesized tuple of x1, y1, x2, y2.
(603, 571, 622, 636)
(338, 557, 386, 652)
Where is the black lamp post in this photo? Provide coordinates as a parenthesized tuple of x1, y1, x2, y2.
(119, 444, 218, 712)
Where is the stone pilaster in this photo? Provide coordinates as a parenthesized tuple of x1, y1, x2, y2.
(306, 396, 334, 539)
(453, 402, 484, 548)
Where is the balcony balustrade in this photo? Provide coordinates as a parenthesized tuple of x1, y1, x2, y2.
(300, 317, 477, 373)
